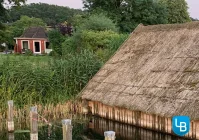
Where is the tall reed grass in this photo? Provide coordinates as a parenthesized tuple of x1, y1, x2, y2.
(0, 50, 101, 115)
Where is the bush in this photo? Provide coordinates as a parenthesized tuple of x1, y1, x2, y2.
(14, 52, 20, 55)
(48, 51, 58, 56)
(80, 30, 120, 50)
(25, 49, 33, 56)
(80, 13, 118, 32)
(48, 30, 65, 56)
(0, 46, 5, 52)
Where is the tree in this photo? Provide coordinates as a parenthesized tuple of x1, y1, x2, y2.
(158, 0, 191, 23)
(191, 17, 199, 21)
(0, 0, 25, 46)
(5, 3, 84, 26)
(6, 16, 46, 47)
(48, 30, 65, 56)
(83, 0, 168, 33)
(80, 13, 118, 32)
(0, 0, 25, 24)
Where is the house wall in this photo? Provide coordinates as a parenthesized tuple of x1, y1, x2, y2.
(16, 39, 46, 54)
(87, 101, 199, 139)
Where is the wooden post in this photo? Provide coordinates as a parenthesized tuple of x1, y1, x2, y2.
(82, 100, 89, 114)
(30, 106, 38, 140)
(7, 100, 14, 132)
(62, 119, 72, 140)
(8, 133, 14, 140)
(104, 131, 115, 140)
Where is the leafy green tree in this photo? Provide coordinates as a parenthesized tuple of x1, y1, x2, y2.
(5, 3, 84, 26)
(83, 0, 168, 32)
(6, 16, 46, 46)
(0, 0, 25, 45)
(0, 0, 25, 18)
(11, 15, 46, 36)
(48, 30, 65, 56)
(80, 13, 118, 32)
(1, 16, 45, 48)
(159, 0, 191, 23)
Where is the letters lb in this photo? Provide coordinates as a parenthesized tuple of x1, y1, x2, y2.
(172, 116, 190, 136)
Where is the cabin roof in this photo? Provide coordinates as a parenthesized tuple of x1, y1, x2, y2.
(80, 21, 199, 120)
(19, 27, 48, 39)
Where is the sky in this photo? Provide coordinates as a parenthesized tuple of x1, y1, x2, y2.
(27, 0, 199, 19)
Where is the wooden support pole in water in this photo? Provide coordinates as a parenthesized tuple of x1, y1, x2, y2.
(7, 100, 14, 132)
(104, 131, 115, 140)
(8, 133, 14, 140)
(62, 119, 72, 140)
(30, 106, 38, 140)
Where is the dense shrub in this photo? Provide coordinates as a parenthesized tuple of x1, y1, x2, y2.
(0, 46, 5, 52)
(25, 49, 33, 56)
(80, 13, 118, 32)
(48, 30, 65, 56)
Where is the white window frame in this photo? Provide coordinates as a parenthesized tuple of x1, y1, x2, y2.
(21, 40, 30, 49)
(33, 40, 42, 54)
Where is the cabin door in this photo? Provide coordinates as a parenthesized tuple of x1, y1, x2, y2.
(34, 41, 41, 53)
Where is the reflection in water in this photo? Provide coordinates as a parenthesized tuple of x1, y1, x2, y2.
(8, 133, 14, 140)
(87, 117, 189, 140)
(0, 116, 190, 140)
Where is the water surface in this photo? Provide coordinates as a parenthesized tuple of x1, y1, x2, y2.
(0, 116, 189, 140)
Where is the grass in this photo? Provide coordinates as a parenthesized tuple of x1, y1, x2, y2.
(0, 51, 102, 118)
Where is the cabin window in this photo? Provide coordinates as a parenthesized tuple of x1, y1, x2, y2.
(22, 41, 29, 50)
(46, 42, 50, 49)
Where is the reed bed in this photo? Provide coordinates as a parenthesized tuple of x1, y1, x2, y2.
(0, 50, 101, 118)
(0, 100, 85, 131)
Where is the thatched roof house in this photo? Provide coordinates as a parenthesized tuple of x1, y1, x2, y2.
(80, 22, 199, 138)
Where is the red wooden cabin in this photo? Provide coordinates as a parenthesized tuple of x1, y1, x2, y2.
(14, 27, 51, 54)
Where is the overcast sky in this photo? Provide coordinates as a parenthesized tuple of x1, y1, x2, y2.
(27, 0, 199, 19)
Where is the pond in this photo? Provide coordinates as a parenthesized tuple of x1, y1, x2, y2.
(0, 116, 189, 140)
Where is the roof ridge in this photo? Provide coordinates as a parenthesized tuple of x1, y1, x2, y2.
(17, 27, 47, 39)
(135, 21, 199, 33)
(32, 27, 40, 38)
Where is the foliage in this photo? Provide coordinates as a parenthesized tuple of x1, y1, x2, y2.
(57, 21, 73, 36)
(80, 13, 118, 32)
(0, 0, 25, 31)
(80, 30, 120, 50)
(25, 49, 33, 56)
(83, 0, 168, 32)
(191, 18, 199, 21)
(0, 53, 101, 109)
(48, 51, 57, 56)
(62, 29, 128, 62)
(0, 45, 5, 52)
(5, 3, 84, 26)
(11, 15, 46, 36)
(69, 14, 85, 29)
(48, 30, 65, 56)
(158, 0, 191, 23)
(4, 16, 46, 46)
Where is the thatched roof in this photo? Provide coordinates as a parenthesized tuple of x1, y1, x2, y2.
(80, 21, 199, 120)
(19, 27, 48, 39)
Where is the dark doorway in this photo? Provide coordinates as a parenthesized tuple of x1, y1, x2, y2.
(34, 42, 40, 52)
